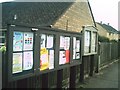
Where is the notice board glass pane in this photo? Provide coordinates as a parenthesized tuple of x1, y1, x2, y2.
(40, 34, 55, 71)
(59, 36, 70, 65)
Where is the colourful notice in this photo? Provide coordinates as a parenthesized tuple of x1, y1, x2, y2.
(13, 32, 23, 51)
(40, 48, 49, 71)
(23, 33, 33, 50)
(12, 53, 22, 74)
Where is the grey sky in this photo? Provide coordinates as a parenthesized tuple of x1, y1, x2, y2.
(89, 0, 119, 30)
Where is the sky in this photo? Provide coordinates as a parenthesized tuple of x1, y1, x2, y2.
(89, 0, 119, 30)
(0, 0, 119, 30)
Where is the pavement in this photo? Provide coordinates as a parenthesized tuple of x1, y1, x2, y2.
(78, 59, 119, 89)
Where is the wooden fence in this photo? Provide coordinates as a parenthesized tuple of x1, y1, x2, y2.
(2, 42, 119, 88)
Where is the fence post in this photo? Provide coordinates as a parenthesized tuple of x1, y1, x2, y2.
(57, 69, 63, 88)
(2, 52, 8, 88)
(89, 55, 94, 76)
(80, 56, 85, 83)
(17, 78, 28, 88)
(69, 66, 76, 88)
(0, 52, 2, 89)
(42, 73, 49, 88)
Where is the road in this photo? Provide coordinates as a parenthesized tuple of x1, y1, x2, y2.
(80, 60, 119, 89)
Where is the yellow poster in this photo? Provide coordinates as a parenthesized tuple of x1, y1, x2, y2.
(40, 48, 49, 71)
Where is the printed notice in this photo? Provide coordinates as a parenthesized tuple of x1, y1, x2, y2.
(40, 48, 49, 71)
(23, 51, 33, 70)
(60, 36, 65, 49)
(46, 35, 54, 49)
(49, 50, 54, 69)
(92, 32, 96, 52)
(64, 37, 70, 50)
(84, 31, 90, 53)
(65, 50, 70, 63)
(12, 53, 22, 74)
(73, 37, 76, 59)
(41, 34, 46, 48)
(76, 40, 80, 52)
(76, 53, 80, 59)
(13, 32, 23, 51)
(59, 51, 66, 65)
(85, 31, 90, 47)
(23, 33, 33, 50)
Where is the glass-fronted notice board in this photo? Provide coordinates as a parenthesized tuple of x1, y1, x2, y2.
(12, 32, 34, 74)
(7, 25, 83, 81)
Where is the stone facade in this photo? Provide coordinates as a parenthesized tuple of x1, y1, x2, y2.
(52, 0, 95, 32)
(96, 23, 119, 41)
(96, 23, 108, 38)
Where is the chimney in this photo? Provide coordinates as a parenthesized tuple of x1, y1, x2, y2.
(108, 23, 110, 25)
(100, 21, 102, 24)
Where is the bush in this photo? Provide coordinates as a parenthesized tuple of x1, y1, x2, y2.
(110, 40, 118, 43)
(98, 35, 110, 42)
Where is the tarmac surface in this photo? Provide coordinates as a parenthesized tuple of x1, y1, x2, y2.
(79, 59, 119, 89)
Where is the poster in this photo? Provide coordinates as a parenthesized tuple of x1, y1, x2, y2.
(59, 51, 66, 65)
(41, 34, 46, 48)
(40, 48, 49, 71)
(12, 53, 22, 74)
(76, 53, 80, 59)
(23, 51, 33, 70)
(91, 32, 97, 52)
(49, 50, 54, 69)
(84, 31, 90, 53)
(65, 50, 70, 63)
(64, 37, 70, 50)
(60, 36, 65, 49)
(76, 40, 80, 52)
(85, 31, 90, 47)
(23, 32, 33, 51)
(46, 35, 54, 49)
(73, 37, 76, 59)
(13, 32, 23, 51)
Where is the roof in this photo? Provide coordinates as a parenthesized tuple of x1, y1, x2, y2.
(97, 22, 118, 34)
(2, 2, 74, 28)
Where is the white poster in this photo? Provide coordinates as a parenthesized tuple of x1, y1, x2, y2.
(76, 40, 80, 52)
(23, 51, 33, 70)
(60, 36, 65, 49)
(13, 32, 23, 51)
(59, 51, 66, 65)
(23, 33, 33, 50)
(13, 53, 22, 74)
(64, 37, 70, 50)
(49, 50, 54, 69)
(41, 34, 46, 48)
(76, 53, 80, 59)
(73, 37, 76, 59)
(92, 32, 96, 45)
(46, 35, 54, 49)
(85, 31, 90, 47)
(91, 32, 96, 52)
(84, 31, 90, 53)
